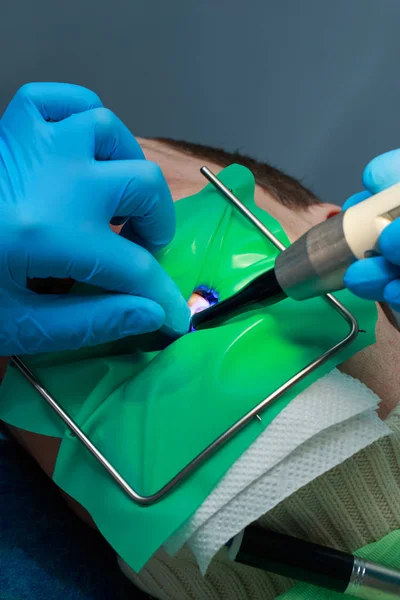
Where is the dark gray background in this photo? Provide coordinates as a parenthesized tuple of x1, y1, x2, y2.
(1, 0, 399, 204)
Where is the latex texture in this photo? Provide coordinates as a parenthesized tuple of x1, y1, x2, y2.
(344, 148, 400, 311)
(0, 82, 189, 355)
(0, 165, 377, 571)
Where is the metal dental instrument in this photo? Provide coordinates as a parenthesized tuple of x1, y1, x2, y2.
(237, 526, 400, 600)
(9, 167, 359, 506)
(192, 168, 400, 330)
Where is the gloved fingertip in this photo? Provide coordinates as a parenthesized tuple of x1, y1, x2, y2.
(120, 219, 143, 244)
(119, 301, 166, 337)
(119, 220, 169, 254)
(163, 294, 191, 337)
(75, 295, 166, 347)
(344, 257, 392, 302)
(116, 160, 176, 251)
(383, 279, 400, 311)
(342, 190, 371, 211)
(362, 149, 400, 193)
(380, 220, 400, 266)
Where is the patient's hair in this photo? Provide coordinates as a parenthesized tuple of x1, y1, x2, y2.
(156, 138, 320, 209)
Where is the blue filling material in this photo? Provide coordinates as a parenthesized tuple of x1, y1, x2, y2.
(190, 286, 219, 331)
(195, 285, 219, 305)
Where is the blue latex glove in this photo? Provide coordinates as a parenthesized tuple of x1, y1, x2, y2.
(0, 83, 190, 355)
(343, 149, 400, 311)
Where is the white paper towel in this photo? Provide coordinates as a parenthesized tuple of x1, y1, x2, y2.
(165, 370, 391, 572)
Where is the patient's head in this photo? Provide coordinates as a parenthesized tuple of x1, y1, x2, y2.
(141, 138, 334, 243)
(139, 137, 400, 419)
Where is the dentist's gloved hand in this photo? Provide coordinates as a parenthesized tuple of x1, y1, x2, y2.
(0, 82, 190, 355)
(343, 149, 400, 311)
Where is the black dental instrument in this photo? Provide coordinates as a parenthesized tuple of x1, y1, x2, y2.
(237, 526, 400, 599)
(191, 267, 287, 330)
(191, 167, 400, 331)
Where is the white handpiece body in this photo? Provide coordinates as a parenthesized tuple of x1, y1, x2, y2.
(343, 183, 400, 259)
(275, 182, 400, 301)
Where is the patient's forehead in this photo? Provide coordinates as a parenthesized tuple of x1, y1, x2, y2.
(140, 139, 329, 243)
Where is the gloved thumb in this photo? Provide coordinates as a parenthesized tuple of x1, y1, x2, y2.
(362, 148, 400, 194)
(344, 256, 400, 302)
(342, 190, 371, 211)
(9, 293, 166, 355)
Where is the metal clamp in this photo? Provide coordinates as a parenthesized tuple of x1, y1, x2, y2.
(10, 166, 359, 506)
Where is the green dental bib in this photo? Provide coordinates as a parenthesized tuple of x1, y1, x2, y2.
(0, 165, 377, 571)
